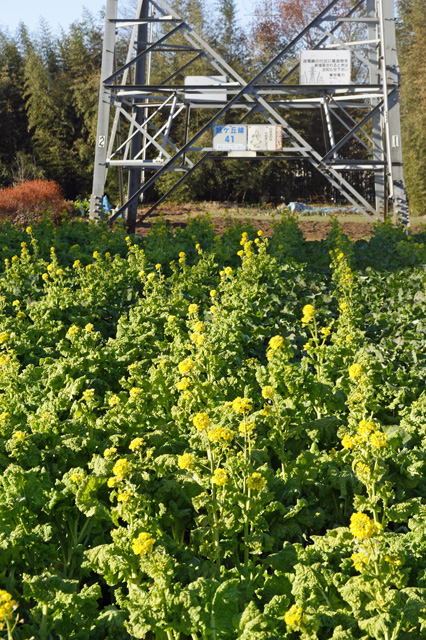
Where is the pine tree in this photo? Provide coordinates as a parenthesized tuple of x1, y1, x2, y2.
(23, 14, 104, 197)
(0, 29, 31, 185)
(397, 0, 426, 214)
(209, 0, 248, 74)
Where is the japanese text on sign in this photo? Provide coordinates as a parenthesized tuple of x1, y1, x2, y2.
(300, 50, 351, 85)
(213, 125, 247, 151)
(247, 125, 283, 151)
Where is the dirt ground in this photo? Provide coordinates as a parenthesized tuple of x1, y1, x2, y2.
(1, 201, 422, 242)
(135, 201, 425, 241)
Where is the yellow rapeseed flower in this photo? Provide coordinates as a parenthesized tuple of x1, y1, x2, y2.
(132, 532, 155, 556)
(187, 304, 199, 315)
(178, 452, 195, 469)
(129, 387, 143, 399)
(212, 468, 228, 486)
(261, 386, 275, 400)
(71, 471, 85, 483)
(176, 377, 191, 391)
(104, 447, 117, 458)
(129, 437, 145, 451)
(112, 458, 132, 480)
(349, 512, 382, 539)
(247, 472, 266, 491)
(370, 430, 389, 449)
(232, 397, 253, 415)
(12, 430, 26, 442)
(207, 426, 234, 443)
(0, 412, 10, 424)
(192, 320, 205, 333)
(85, 323, 94, 332)
(359, 419, 375, 430)
(238, 420, 256, 435)
(0, 589, 18, 625)
(341, 434, 355, 449)
(117, 488, 133, 502)
(82, 389, 95, 402)
(357, 422, 375, 442)
(302, 304, 315, 325)
(178, 357, 195, 375)
(0, 332, 9, 344)
(108, 395, 120, 407)
(193, 334, 205, 347)
(351, 551, 368, 572)
(355, 462, 371, 482)
(268, 335, 284, 350)
(193, 412, 211, 431)
(284, 605, 306, 630)
(348, 363, 363, 380)
(384, 554, 402, 567)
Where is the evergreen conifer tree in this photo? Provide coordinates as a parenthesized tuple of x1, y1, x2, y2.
(397, 0, 426, 214)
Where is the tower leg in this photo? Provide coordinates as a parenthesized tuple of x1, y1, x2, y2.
(126, 0, 149, 233)
(89, 0, 118, 220)
(381, 0, 409, 227)
(367, 0, 385, 219)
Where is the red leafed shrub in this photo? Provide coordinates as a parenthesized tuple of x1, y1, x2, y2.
(0, 180, 66, 222)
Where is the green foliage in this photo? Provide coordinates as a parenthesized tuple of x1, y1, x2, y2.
(0, 215, 425, 639)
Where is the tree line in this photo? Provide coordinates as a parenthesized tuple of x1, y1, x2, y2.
(0, 0, 424, 212)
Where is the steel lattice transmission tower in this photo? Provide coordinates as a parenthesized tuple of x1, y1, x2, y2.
(90, 0, 409, 231)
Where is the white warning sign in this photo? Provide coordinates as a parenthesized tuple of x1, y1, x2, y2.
(247, 125, 283, 151)
(300, 50, 351, 85)
(185, 76, 227, 102)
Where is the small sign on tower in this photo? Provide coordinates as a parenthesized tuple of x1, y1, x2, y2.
(300, 50, 351, 85)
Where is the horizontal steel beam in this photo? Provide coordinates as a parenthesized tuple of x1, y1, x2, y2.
(322, 16, 379, 22)
(111, 16, 177, 22)
(108, 160, 189, 169)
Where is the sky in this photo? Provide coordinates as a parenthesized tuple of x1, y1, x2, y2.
(0, 0, 256, 35)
